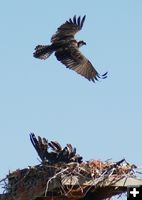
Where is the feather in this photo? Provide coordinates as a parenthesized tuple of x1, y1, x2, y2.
(49, 141, 62, 152)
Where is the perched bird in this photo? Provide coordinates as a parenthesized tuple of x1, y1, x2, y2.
(33, 15, 107, 82)
(30, 133, 83, 164)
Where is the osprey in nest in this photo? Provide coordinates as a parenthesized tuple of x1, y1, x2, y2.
(33, 15, 107, 82)
(30, 133, 83, 164)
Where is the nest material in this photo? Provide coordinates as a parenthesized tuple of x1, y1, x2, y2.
(0, 134, 139, 200)
(0, 158, 137, 200)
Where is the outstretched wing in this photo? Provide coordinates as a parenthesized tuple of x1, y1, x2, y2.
(55, 46, 107, 82)
(30, 133, 48, 161)
(51, 15, 86, 43)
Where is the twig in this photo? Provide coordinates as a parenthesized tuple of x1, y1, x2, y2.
(44, 167, 69, 196)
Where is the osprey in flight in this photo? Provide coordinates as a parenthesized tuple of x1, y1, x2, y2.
(33, 15, 107, 82)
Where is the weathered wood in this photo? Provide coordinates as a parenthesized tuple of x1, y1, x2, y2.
(62, 176, 142, 187)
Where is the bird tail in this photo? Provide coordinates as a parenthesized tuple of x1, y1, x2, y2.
(33, 45, 54, 60)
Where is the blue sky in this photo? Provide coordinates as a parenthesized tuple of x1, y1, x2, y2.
(0, 0, 142, 193)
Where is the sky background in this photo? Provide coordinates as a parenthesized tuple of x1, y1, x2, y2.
(0, 0, 142, 195)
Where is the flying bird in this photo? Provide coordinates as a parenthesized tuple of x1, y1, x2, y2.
(33, 15, 107, 82)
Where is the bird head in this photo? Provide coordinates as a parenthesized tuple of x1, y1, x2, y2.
(78, 40, 86, 48)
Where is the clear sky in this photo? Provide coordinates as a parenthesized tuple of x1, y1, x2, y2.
(0, 0, 142, 193)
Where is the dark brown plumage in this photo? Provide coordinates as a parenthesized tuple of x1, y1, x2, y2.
(33, 15, 107, 82)
(30, 133, 83, 164)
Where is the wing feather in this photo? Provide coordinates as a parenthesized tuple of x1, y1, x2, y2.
(55, 47, 107, 82)
(51, 15, 86, 43)
(80, 15, 86, 28)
